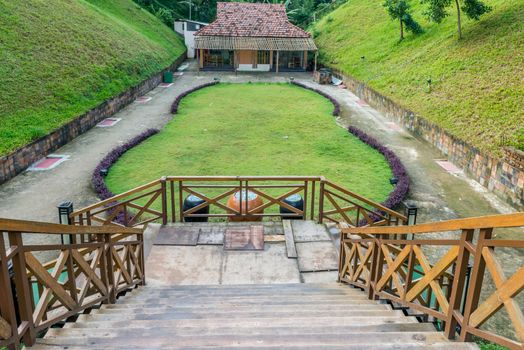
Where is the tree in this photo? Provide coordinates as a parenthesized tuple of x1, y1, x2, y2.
(383, 0, 423, 40)
(421, 0, 492, 39)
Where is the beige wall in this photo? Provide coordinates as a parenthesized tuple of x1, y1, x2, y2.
(237, 50, 254, 65)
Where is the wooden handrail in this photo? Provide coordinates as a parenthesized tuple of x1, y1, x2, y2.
(342, 213, 524, 235)
(166, 175, 325, 182)
(0, 218, 143, 235)
(70, 179, 162, 216)
(323, 180, 407, 221)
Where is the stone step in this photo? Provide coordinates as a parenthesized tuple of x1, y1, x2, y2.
(77, 309, 408, 321)
(67, 315, 420, 329)
(47, 322, 437, 339)
(36, 331, 450, 348)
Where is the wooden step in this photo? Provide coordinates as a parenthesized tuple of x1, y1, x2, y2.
(66, 315, 420, 329)
(30, 343, 479, 350)
(46, 322, 437, 338)
(76, 309, 408, 321)
(36, 331, 451, 348)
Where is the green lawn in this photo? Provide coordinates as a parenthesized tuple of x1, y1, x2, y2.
(312, 0, 524, 155)
(106, 83, 394, 204)
(0, 0, 185, 156)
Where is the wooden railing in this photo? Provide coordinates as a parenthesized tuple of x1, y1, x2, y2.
(70, 176, 407, 227)
(339, 213, 524, 350)
(0, 219, 144, 349)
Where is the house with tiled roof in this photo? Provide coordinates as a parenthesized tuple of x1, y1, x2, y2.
(194, 2, 317, 72)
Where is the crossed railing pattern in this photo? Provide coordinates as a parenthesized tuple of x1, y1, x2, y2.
(70, 176, 408, 228)
(339, 213, 524, 350)
(0, 219, 144, 348)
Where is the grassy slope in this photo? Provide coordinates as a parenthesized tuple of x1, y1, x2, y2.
(106, 83, 393, 204)
(313, 0, 523, 155)
(0, 0, 185, 155)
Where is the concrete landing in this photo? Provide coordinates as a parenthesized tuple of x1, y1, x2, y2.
(144, 220, 339, 286)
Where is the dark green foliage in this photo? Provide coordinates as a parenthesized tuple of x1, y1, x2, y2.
(134, 0, 347, 29)
(421, 0, 492, 38)
(383, 0, 423, 39)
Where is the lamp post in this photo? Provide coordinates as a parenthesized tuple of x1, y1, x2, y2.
(404, 202, 418, 240)
(57, 201, 74, 245)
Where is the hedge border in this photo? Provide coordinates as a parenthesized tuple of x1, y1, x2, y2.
(92, 129, 159, 224)
(348, 126, 410, 215)
(290, 81, 340, 116)
(171, 81, 220, 114)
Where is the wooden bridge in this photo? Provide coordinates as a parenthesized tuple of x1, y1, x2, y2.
(1, 176, 523, 349)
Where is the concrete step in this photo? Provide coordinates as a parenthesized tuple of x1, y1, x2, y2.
(46, 322, 437, 338)
(36, 331, 451, 348)
(76, 309, 408, 321)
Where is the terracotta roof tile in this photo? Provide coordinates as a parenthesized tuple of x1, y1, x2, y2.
(195, 2, 310, 38)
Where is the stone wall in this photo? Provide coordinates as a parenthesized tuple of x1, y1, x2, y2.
(0, 52, 187, 185)
(331, 68, 524, 210)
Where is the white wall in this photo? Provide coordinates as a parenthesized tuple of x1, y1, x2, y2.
(184, 31, 196, 58)
(174, 21, 184, 36)
(237, 64, 271, 72)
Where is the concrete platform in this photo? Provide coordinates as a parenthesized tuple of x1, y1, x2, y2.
(144, 220, 338, 286)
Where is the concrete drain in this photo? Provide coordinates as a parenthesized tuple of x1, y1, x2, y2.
(96, 117, 121, 128)
(435, 160, 463, 174)
(28, 155, 69, 171)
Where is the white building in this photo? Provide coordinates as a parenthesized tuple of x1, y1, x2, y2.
(174, 19, 208, 58)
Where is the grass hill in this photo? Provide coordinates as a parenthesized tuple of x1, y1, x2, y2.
(312, 0, 523, 155)
(0, 0, 185, 156)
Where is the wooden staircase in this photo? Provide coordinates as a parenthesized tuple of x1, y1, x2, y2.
(33, 283, 477, 349)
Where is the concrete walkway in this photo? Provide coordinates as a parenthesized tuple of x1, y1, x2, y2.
(0, 59, 515, 239)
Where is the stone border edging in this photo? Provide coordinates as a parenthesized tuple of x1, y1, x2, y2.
(170, 81, 220, 114)
(290, 81, 340, 116)
(92, 129, 159, 224)
(330, 67, 523, 210)
(0, 52, 187, 186)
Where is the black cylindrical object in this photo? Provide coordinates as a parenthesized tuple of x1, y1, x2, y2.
(7, 260, 20, 323)
(280, 194, 304, 219)
(183, 195, 209, 222)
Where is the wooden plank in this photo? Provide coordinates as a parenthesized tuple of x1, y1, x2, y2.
(343, 213, 524, 235)
(0, 315, 11, 340)
(25, 252, 77, 311)
(283, 220, 297, 258)
(0, 218, 142, 235)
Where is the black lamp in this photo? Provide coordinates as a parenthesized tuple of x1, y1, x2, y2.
(404, 202, 418, 226)
(58, 201, 74, 245)
(390, 177, 398, 185)
(99, 168, 109, 177)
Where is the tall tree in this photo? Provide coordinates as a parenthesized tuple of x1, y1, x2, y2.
(383, 0, 423, 40)
(421, 0, 491, 39)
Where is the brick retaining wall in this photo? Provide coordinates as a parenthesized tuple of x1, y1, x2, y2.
(0, 52, 187, 185)
(331, 68, 524, 210)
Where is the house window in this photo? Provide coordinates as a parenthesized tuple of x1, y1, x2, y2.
(257, 51, 270, 65)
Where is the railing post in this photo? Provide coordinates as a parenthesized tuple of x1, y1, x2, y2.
(103, 234, 116, 303)
(459, 228, 492, 342)
(96, 234, 111, 303)
(8, 232, 36, 346)
(445, 229, 474, 339)
(138, 233, 146, 286)
(368, 235, 383, 300)
(0, 234, 19, 349)
(318, 180, 325, 224)
(170, 180, 176, 223)
(160, 177, 168, 225)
